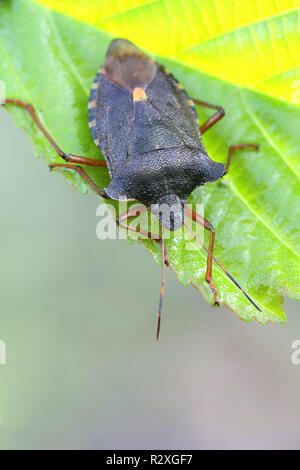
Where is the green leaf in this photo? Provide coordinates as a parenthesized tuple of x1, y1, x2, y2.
(1, 0, 299, 323)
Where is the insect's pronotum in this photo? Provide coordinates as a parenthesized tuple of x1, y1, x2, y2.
(4, 38, 261, 339)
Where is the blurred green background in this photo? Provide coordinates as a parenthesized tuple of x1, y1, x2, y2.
(0, 107, 300, 450)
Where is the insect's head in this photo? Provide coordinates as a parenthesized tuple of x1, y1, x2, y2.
(151, 194, 185, 231)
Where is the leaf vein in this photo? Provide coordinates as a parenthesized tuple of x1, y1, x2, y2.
(240, 88, 300, 181)
(48, 10, 89, 97)
(177, 6, 300, 57)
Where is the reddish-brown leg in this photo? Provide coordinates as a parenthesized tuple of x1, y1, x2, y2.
(192, 98, 225, 134)
(4, 99, 106, 167)
(116, 206, 168, 264)
(116, 205, 159, 240)
(117, 207, 168, 263)
(184, 206, 219, 305)
(184, 213, 261, 312)
(49, 163, 109, 199)
(224, 143, 259, 175)
(192, 99, 259, 168)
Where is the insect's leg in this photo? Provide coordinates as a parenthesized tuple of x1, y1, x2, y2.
(192, 98, 225, 134)
(116, 205, 159, 240)
(184, 208, 261, 311)
(224, 143, 259, 175)
(49, 163, 109, 199)
(4, 99, 106, 167)
(117, 208, 168, 263)
(184, 206, 219, 305)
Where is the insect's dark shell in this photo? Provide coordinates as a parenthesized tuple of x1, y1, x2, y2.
(88, 38, 224, 207)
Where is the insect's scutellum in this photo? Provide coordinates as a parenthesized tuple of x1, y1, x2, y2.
(4, 38, 261, 339)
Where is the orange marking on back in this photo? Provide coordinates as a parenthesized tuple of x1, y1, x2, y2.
(133, 87, 147, 102)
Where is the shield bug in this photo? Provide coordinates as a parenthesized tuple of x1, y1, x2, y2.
(4, 38, 261, 339)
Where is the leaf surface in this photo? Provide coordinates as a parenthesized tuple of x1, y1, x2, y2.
(1, 0, 300, 322)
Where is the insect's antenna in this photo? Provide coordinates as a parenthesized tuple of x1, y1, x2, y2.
(184, 222, 261, 312)
(157, 223, 166, 341)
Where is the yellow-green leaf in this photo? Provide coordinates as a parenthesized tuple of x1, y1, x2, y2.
(1, 0, 300, 323)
